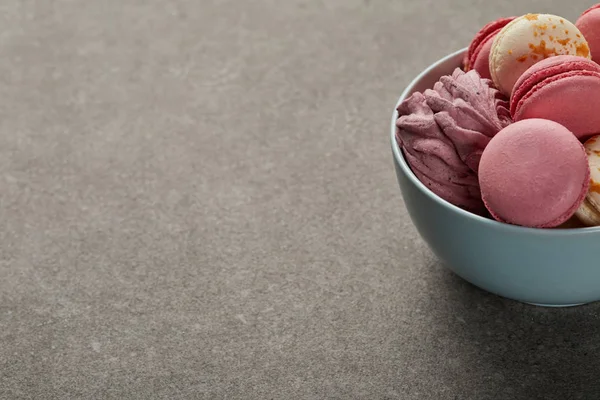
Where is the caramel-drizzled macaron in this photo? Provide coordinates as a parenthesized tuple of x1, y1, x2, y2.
(489, 13, 591, 95)
(576, 135, 600, 226)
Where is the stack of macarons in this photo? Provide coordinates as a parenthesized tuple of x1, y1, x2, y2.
(396, 6, 600, 229)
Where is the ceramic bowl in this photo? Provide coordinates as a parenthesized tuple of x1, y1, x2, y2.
(391, 48, 600, 307)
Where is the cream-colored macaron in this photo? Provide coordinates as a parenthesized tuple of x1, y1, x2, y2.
(489, 13, 591, 95)
(576, 135, 600, 226)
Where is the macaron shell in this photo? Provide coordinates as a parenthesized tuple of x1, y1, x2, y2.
(575, 135, 600, 225)
(576, 4, 600, 62)
(581, 3, 600, 17)
(510, 55, 600, 116)
(470, 35, 495, 79)
(467, 18, 515, 60)
(466, 17, 515, 77)
(489, 14, 591, 95)
(512, 70, 600, 139)
(478, 119, 590, 228)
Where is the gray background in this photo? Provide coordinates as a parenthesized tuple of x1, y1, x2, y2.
(1, 0, 600, 399)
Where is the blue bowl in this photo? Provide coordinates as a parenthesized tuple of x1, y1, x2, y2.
(391, 48, 600, 307)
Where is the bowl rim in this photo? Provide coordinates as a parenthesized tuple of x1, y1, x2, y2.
(390, 47, 600, 236)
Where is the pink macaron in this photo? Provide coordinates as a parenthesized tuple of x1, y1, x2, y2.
(465, 17, 515, 79)
(510, 55, 600, 139)
(478, 119, 590, 228)
(576, 4, 600, 63)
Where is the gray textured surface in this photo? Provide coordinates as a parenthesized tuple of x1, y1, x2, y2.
(1, 0, 600, 399)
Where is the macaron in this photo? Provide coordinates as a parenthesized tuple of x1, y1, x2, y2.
(478, 119, 590, 228)
(575, 135, 600, 226)
(510, 55, 600, 139)
(465, 17, 516, 79)
(576, 4, 600, 63)
(489, 13, 591, 95)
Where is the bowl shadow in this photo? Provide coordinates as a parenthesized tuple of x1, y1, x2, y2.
(425, 258, 600, 399)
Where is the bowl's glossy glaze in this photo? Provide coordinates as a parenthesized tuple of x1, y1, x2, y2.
(391, 48, 600, 307)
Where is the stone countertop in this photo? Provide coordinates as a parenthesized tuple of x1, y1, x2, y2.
(1, 1, 600, 399)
